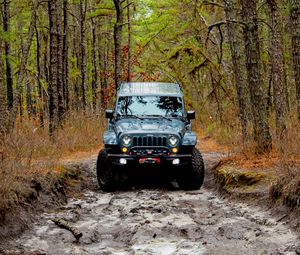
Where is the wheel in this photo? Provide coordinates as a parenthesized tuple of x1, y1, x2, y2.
(96, 149, 117, 191)
(177, 148, 205, 190)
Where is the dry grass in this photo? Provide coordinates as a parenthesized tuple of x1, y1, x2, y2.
(0, 112, 105, 220)
(1, 109, 299, 218)
(268, 122, 300, 208)
(221, 153, 279, 170)
(270, 165, 300, 209)
(216, 166, 266, 190)
(197, 131, 230, 153)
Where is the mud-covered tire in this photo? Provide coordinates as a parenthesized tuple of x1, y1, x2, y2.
(96, 149, 117, 192)
(177, 148, 205, 190)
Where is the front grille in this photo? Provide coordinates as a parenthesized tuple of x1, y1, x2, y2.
(132, 136, 167, 147)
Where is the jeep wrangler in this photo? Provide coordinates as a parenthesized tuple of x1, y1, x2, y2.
(97, 82, 205, 191)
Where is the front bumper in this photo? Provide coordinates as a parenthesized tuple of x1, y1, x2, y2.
(108, 153, 191, 167)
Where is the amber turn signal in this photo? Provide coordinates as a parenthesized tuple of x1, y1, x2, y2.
(172, 147, 178, 153)
(122, 147, 128, 153)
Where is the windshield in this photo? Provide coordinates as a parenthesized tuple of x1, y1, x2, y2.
(116, 96, 184, 117)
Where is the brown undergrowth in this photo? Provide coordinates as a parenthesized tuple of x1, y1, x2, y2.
(0, 112, 104, 236)
(200, 120, 300, 211)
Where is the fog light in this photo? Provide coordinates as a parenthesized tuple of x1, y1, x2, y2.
(119, 158, 127, 165)
(122, 147, 128, 153)
(172, 148, 178, 153)
(172, 158, 180, 165)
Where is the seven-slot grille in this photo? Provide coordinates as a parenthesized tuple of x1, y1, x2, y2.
(132, 136, 167, 147)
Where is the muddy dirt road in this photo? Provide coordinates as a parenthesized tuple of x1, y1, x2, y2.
(3, 153, 300, 255)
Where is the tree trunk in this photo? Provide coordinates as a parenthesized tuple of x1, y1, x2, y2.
(56, 0, 65, 126)
(35, 23, 44, 127)
(0, 44, 8, 136)
(8, 0, 38, 129)
(290, 0, 300, 124)
(19, 93, 23, 120)
(2, 0, 13, 112)
(43, 32, 49, 85)
(79, 0, 87, 110)
(42, 32, 49, 117)
(100, 36, 109, 110)
(73, 14, 80, 111)
(241, 0, 272, 153)
(224, 0, 251, 142)
(266, 0, 288, 138)
(26, 80, 34, 117)
(113, 0, 124, 91)
(91, 17, 98, 112)
(127, 0, 131, 82)
(210, 71, 224, 124)
(48, 0, 58, 137)
(62, 0, 69, 112)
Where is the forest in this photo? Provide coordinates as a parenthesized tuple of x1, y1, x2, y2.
(1, 0, 300, 152)
(0, 0, 300, 243)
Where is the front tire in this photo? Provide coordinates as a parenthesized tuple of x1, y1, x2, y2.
(177, 148, 205, 190)
(96, 149, 116, 192)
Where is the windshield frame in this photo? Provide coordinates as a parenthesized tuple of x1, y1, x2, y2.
(114, 94, 185, 119)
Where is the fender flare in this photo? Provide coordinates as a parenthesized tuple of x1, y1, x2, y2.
(182, 132, 197, 146)
(103, 131, 118, 145)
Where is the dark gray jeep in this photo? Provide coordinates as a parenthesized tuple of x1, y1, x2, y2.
(97, 82, 205, 191)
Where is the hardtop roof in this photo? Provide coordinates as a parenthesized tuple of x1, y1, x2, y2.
(117, 82, 183, 97)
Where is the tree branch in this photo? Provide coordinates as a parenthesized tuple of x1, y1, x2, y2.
(203, 0, 224, 8)
(122, 1, 133, 10)
(208, 21, 226, 30)
(205, 21, 226, 47)
(52, 219, 83, 241)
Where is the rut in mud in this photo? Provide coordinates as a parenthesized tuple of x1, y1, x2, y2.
(2, 153, 300, 255)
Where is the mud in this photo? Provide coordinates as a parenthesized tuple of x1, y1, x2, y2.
(2, 153, 300, 255)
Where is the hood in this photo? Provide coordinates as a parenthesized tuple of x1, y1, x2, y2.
(114, 118, 185, 137)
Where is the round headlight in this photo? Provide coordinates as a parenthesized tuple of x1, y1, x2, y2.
(122, 135, 132, 146)
(168, 136, 178, 146)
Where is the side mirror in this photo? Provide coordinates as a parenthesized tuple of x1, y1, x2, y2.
(187, 110, 195, 120)
(105, 109, 114, 119)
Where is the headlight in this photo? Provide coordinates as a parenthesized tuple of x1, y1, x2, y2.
(168, 135, 178, 146)
(122, 135, 132, 146)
